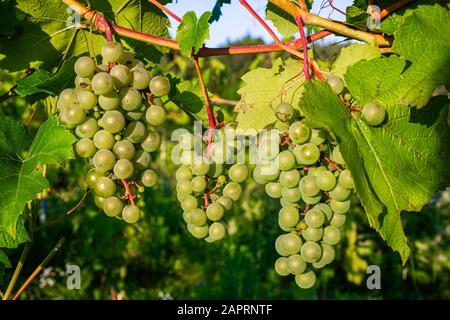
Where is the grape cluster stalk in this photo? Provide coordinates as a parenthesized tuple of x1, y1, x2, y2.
(56, 41, 170, 223)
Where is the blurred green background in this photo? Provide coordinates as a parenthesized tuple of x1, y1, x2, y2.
(0, 38, 448, 300)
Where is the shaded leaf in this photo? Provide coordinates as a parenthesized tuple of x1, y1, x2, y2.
(176, 11, 212, 57)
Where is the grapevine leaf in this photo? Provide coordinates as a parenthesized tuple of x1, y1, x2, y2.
(176, 11, 212, 57)
(266, 2, 298, 37)
(391, 4, 450, 108)
(0, 249, 11, 268)
(0, 116, 76, 238)
(0, 217, 29, 249)
(345, 5, 369, 31)
(170, 78, 209, 125)
(299, 80, 410, 263)
(0, 0, 170, 71)
(330, 44, 380, 79)
(235, 58, 306, 130)
(14, 57, 76, 97)
(211, 0, 231, 23)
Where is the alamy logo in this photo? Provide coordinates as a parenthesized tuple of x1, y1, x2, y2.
(366, 265, 381, 290)
(66, 265, 81, 289)
(66, 6, 81, 29)
(366, 5, 381, 31)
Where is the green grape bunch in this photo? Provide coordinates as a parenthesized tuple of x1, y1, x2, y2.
(259, 101, 356, 289)
(174, 131, 248, 242)
(57, 41, 171, 223)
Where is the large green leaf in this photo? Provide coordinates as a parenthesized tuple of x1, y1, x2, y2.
(0, 249, 11, 268)
(211, 0, 231, 23)
(266, 2, 298, 38)
(330, 44, 380, 79)
(176, 11, 212, 57)
(391, 4, 450, 108)
(0, 0, 170, 71)
(235, 58, 307, 130)
(0, 116, 76, 238)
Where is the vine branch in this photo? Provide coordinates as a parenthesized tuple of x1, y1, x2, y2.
(148, 0, 182, 22)
(122, 179, 136, 206)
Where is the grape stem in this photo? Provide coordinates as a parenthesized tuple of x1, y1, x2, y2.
(294, 14, 310, 81)
(192, 57, 216, 158)
(326, 0, 346, 16)
(122, 179, 136, 206)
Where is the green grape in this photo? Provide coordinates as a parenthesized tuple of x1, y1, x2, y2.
(281, 187, 301, 203)
(66, 104, 86, 125)
(315, 170, 337, 191)
(313, 243, 335, 268)
(299, 175, 320, 196)
(256, 163, 280, 181)
(339, 169, 354, 189)
(295, 270, 316, 289)
(330, 199, 351, 214)
(99, 92, 120, 110)
(101, 110, 125, 133)
(131, 67, 151, 90)
(101, 41, 124, 63)
(93, 149, 116, 172)
(92, 72, 114, 95)
(228, 164, 249, 183)
(188, 224, 209, 239)
(187, 208, 207, 226)
(252, 166, 270, 184)
(265, 182, 283, 198)
(331, 145, 346, 165)
(125, 110, 145, 121)
(86, 169, 102, 189)
(94, 195, 106, 209)
(177, 180, 193, 195)
(305, 208, 325, 228)
(301, 192, 322, 205)
(217, 196, 233, 211)
(279, 169, 300, 188)
(191, 176, 207, 192)
(181, 195, 198, 211)
(301, 227, 323, 242)
(211, 142, 234, 164)
(122, 205, 141, 224)
(141, 131, 161, 153)
(289, 121, 311, 144)
(258, 138, 279, 160)
(275, 257, 290, 276)
(206, 202, 224, 221)
(57, 88, 77, 110)
(277, 150, 296, 171)
(95, 177, 116, 197)
(294, 143, 320, 165)
(308, 166, 327, 177)
(274, 102, 294, 122)
(278, 206, 299, 228)
(287, 254, 307, 275)
(113, 159, 134, 179)
(178, 132, 195, 151)
(118, 51, 133, 65)
(300, 241, 322, 263)
(209, 222, 226, 241)
(330, 213, 346, 227)
(149, 75, 170, 97)
(344, 92, 352, 101)
(314, 203, 333, 222)
(207, 163, 223, 178)
(76, 89, 97, 110)
(327, 75, 344, 95)
(362, 102, 386, 126)
(323, 226, 341, 245)
(133, 150, 152, 171)
(74, 76, 92, 88)
(120, 87, 142, 111)
(280, 197, 296, 208)
(93, 130, 115, 149)
(145, 105, 167, 126)
(191, 162, 210, 176)
(329, 184, 351, 201)
(74, 56, 96, 78)
(275, 233, 302, 256)
(142, 169, 158, 187)
(110, 64, 132, 89)
(308, 129, 327, 145)
(103, 197, 123, 217)
(180, 151, 195, 165)
(124, 121, 147, 143)
(223, 182, 242, 201)
(113, 140, 135, 160)
(75, 138, 96, 158)
(176, 165, 193, 181)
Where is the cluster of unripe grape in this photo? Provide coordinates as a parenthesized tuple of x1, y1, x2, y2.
(254, 101, 355, 289)
(57, 41, 171, 223)
(175, 132, 247, 242)
(327, 75, 387, 126)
